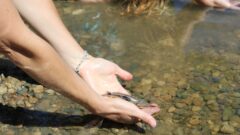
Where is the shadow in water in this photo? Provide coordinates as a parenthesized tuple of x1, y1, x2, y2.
(0, 104, 86, 127)
(0, 104, 145, 133)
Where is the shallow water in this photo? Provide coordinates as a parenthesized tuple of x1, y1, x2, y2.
(0, 0, 240, 135)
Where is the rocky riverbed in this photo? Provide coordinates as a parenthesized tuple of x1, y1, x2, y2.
(1, 1, 240, 135)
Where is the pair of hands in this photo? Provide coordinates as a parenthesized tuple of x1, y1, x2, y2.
(78, 57, 158, 127)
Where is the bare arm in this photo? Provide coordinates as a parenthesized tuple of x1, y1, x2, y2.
(0, 0, 103, 113)
(0, 0, 156, 127)
(12, 0, 85, 68)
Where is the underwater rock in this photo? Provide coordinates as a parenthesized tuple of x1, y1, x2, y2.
(222, 107, 233, 121)
(46, 89, 55, 95)
(32, 85, 44, 94)
(7, 88, 15, 94)
(0, 85, 7, 95)
(189, 116, 201, 126)
(168, 106, 176, 113)
(173, 127, 184, 135)
(208, 120, 220, 134)
(157, 80, 166, 86)
(236, 109, 240, 116)
(28, 97, 38, 104)
(175, 103, 186, 108)
(220, 122, 235, 134)
(207, 100, 219, 111)
(72, 9, 84, 15)
(192, 106, 201, 112)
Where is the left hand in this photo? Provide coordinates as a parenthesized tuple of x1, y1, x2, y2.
(78, 57, 133, 95)
(195, 0, 240, 10)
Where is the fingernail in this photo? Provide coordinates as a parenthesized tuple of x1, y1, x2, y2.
(151, 120, 157, 128)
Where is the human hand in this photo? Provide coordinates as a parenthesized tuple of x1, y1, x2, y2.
(93, 96, 158, 128)
(78, 57, 132, 95)
(195, 0, 240, 10)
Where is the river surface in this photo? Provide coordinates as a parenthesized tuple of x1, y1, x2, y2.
(0, 0, 240, 135)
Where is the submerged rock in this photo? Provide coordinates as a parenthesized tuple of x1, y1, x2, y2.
(222, 107, 233, 121)
(220, 122, 235, 134)
(0, 86, 7, 95)
(32, 85, 44, 94)
(168, 106, 176, 113)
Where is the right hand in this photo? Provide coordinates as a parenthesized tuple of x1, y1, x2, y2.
(93, 96, 158, 128)
(195, 0, 240, 10)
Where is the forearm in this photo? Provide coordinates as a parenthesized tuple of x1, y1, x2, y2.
(12, 0, 84, 68)
(2, 31, 102, 112)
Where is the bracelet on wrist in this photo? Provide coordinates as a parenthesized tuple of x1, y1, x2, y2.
(75, 50, 89, 74)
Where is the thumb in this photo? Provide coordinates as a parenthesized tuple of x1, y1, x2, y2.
(115, 66, 133, 81)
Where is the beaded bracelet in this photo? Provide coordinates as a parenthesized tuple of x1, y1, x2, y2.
(75, 51, 89, 74)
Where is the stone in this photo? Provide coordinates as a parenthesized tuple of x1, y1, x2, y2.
(192, 106, 201, 112)
(236, 108, 240, 116)
(204, 95, 216, 101)
(175, 103, 186, 108)
(7, 88, 15, 94)
(16, 100, 25, 107)
(191, 94, 204, 106)
(16, 86, 28, 95)
(5, 129, 15, 135)
(173, 127, 184, 135)
(231, 92, 240, 98)
(28, 97, 38, 104)
(177, 79, 188, 89)
(220, 122, 235, 134)
(72, 9, 84, 15)
(189, 116, 201, 125)
(212, 71, 220, 78)
(168, 106, 176, 113)
(33, 130, 41, 135)
(157, 80, 166, 86)
(207, 100, 219, 111)
(0, 85, 7, 95)
(25, 101, 32, 108)
(222, 107, 233, 121)
(46, 89, 55, 95)
(208, 120, 220, 134)
(32, 85, 44, 94)
(236, 30, 240, 39)
(63, 7, 72, 14)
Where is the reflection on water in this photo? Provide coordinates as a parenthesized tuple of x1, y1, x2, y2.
(1, 0, 240, 134)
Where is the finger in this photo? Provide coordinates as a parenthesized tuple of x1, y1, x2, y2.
(135, 111, 157, 128)
(230, 5, 240, 10)
(214, 0, 231, 8)
(230, 1, 240, 10)
(115, 66, 133, 81)
(122, 104, 157, 127)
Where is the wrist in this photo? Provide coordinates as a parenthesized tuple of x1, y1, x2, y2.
(74, 52, 95, 76)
